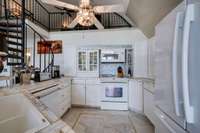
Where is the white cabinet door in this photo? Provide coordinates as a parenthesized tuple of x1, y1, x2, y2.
(88, 50, 99, 72)
(77, 50, 87, 72)
(76, 49, 99, 77)
(134, 42, 148, 77)
(128, 80, 143, 113)
(72, 84, 86, 105)
(86, 84, 101, 107)
(144, 89, 156, 125)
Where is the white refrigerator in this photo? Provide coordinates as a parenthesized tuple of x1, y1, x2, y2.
(154, 1, 200, 133)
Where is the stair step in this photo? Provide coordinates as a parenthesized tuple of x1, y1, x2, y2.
(8, 54, 24, 59)
(7, 40, 22, 46)
(8, 47, 23, 53)
(7, 34, 22, 39)
(0, 22, 22, 27)
(0, 27, 22, 33)
(7, 62, 23, 66)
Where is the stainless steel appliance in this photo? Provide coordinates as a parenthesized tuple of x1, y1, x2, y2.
(52, 65, 60, 78)
(101, 49, 125, 63)
(154, 2, 200, 133)
(100, 78, 128, 110)
(34, 72, 51, 82)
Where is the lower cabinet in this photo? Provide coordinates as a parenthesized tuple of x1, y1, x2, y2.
(86, 84, 101, 107)
(72, 78, 100, 107)
(144, 89, 156, 125)
(128, 79, 143, 113)
(40, 84, 71, 118)
(71, 84, 86, 105)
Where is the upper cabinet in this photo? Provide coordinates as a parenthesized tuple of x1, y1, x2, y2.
(133, 42, 148, 78)
(77, 49, 99, 77)
(78, 50, 87, 72)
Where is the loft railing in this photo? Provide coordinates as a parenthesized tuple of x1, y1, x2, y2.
(0, 0, 54, 72)
(4, 0, 132, 31)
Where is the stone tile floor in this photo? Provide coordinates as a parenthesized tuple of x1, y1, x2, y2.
(62, 108, 155, 133)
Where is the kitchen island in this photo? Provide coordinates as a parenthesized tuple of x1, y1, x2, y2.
(0, 77, 74, 133)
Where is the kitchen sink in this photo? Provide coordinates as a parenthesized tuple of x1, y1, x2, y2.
(0, 94, 49, 133)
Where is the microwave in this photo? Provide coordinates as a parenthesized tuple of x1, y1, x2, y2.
(101, 49, 125, 63)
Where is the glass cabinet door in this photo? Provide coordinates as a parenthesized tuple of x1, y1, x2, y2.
(78, 51, 87, 72)
(89, 51, 98, 72)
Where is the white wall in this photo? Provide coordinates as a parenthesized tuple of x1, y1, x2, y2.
(147, 37, 156, 78)
(26, 27, 148, 76)
(49, 28, 147, 76)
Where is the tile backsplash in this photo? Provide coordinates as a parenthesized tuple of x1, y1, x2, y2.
(100, 63, 125, 77)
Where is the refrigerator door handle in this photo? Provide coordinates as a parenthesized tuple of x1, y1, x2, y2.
(172, 12, 184, 117)
(182, 4, 195, 123)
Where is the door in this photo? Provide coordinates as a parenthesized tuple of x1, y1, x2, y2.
(86, 84, 101, 107)
(154, 2, 186, 128)
(72, 84, 86, 105)
(77, 50, 87, 72)
(155, 108, 187, 133)
(182, 3, 200, 133)
(88, 50, 98, 72)
(101, 83, 128, 102)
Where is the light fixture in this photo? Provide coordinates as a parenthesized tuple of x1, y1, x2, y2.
(62, 21, 68, 28)
(77, 8, 95, 27)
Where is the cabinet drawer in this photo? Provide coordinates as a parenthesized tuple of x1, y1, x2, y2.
(72, 79, 85, 84)
(86, 79, 100, 85)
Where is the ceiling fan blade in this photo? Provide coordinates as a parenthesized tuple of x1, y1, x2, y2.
(93, 16, 104, 30)
(41, 0, 79, 11)
(93, 5, 125, 13)
(68, 16, 80, 29)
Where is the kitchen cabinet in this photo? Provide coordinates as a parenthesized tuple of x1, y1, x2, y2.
(86, 79, 101, 107)
(147, 37, 156, 78)
(133, 42, 148, 77)
(143, 80, 156, 125)
(72, 84, 86, 105)
(72, 78, 101, 107)
(40, 81, 71, 118)
(77, 49, 99, 77)
(128, 79, 143, 113)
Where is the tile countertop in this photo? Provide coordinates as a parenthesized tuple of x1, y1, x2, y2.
(0, 77, 75, 133)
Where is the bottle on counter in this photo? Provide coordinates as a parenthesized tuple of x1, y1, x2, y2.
(117, 66, 124, 78)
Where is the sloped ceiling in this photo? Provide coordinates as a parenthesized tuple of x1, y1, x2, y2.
(127, 0, 183, 38)
(40, 0, 184, 38)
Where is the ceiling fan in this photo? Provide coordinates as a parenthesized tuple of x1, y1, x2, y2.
(41, 0, 125, 29)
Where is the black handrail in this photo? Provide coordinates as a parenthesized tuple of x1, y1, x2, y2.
(0, 0, 54, 71)
(3, 0, 132, 31)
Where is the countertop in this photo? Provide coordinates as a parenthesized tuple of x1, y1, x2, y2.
(0, 77, 74, 133)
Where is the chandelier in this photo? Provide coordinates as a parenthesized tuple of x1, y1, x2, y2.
(77, 0, 94, 27)
(77, 8, 94, 26)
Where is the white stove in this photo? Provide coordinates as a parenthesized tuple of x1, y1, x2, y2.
(100, 78, 128, 110)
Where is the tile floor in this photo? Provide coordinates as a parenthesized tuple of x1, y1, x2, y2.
(62, 108, 155, 133)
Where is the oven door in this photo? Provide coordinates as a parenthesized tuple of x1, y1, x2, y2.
(101, 83, 128, 102)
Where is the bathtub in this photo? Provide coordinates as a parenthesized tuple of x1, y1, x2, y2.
(0, 94, 49, 133)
